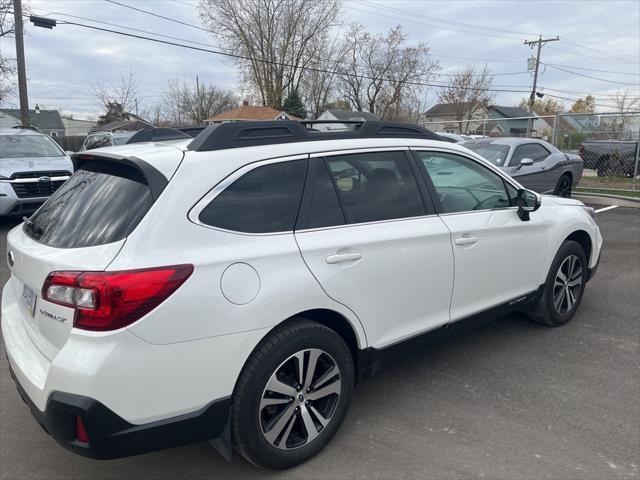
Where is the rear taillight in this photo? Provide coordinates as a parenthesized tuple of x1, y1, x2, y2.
(42, 264, 194, 331)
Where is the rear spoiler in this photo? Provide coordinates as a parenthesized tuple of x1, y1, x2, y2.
(125, 127, 205, 145)
(71, 152, 168, 201)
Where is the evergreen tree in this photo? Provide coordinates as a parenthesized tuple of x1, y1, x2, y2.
(282, 90, 307, 119)
(97, 102, 126, 126)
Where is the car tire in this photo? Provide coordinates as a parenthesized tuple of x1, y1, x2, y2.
(596, 156, 610, 177)
(231, 319, 354, 470)
(528, 240, 588, 327)
(553, 174, 572, 198)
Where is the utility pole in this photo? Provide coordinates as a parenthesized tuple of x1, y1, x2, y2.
(524, 35, 559, 137)
(13, 0, 29, 126)
(195, 75, 201, 124)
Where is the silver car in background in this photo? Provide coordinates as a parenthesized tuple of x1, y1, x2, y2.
(0, 128, 74, 217)
(462, 137, 583, 197)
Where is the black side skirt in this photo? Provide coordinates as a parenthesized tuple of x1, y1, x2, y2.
(357, 286, 544, 381)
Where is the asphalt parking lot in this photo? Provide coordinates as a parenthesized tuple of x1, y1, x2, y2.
(1, 205, 638, 480)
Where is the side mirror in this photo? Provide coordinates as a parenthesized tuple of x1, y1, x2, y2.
(516, 189, 541, 221)
(518, 158, 534, 168)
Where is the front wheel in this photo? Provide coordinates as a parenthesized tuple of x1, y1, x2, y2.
(529, 240, 588, 326)
(231, 320, 354, 470)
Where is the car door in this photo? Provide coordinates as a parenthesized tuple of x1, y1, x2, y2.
(507, 143, 552, 193)
(413, 149, 548, 322)
(294, 150, 454, 349)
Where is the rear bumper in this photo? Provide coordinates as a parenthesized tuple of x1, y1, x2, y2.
(8, 361, 230, 459)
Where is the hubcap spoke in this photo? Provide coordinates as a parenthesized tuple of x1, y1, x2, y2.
(266, 376, 297, 397)
(260, 396, 292, 410)
(554, 288, 566, 311)
(300, 405, 320, 443)
(312, 364, 339, 390)
(308, 378, 341, 401)
(309, 404, 330, 428)
(567, 277, 582, 288)
(263, 403, 297, 445)
(303, 349, 321, 389)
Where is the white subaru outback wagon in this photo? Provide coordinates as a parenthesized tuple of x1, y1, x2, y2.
(2, 121, 602, 469)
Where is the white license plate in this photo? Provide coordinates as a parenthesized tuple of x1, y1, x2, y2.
(21, 284, 37, 317)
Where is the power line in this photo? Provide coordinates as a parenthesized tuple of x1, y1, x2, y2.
(541, 63, 640, 76)
(345, 4, 523, 42)
(545, 64, 640, 86)
(347, 0, 534, 39)
(39, 7, 529, 79)
(104, 0, 212, 34)
(35, 15, 532, 94)
(562, 37, 640, 61)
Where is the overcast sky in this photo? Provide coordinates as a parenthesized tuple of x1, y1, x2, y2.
(1, 0, 638, 119)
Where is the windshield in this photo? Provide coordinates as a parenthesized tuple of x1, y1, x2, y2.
(0, 134, 64, 158)
(113, 136, 131, 145)
(463, 143, 510, 167)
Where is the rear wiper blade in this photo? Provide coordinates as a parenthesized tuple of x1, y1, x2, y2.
(23, 216, 44, 236)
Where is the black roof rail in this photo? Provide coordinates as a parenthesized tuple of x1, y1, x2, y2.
(187, 120, 441, 152)
(126, 127, 193, 145)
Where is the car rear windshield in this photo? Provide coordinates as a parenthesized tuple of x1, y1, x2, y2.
(0, 134, 64, 158)
(24, 160, 153, 248)
(463, 143, 510, 167)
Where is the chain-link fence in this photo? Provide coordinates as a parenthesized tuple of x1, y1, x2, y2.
(420, 111, 640, 193)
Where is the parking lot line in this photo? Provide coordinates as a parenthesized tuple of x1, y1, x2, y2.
(595, 205, 619, 214)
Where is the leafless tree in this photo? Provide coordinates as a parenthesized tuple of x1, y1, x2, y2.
(198, 0, 341, 109)
(0, 0, 16, 103)
(299, 38, 342, 118)
(338, 24, 438, 120)
(437, 64, 494, 133)
(93, 71, 140, 115)
(613, 88, 640, 135)
(162, 78, 237, 126)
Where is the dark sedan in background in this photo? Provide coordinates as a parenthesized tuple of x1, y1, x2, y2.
(462, 137, 583, 197)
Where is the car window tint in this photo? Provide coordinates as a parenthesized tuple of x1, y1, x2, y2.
(511, 143, 550, 165)
(199, 159, 306, 233)
(25, 161, 154, 248)
(417, 151, 510, 213)
(322, 151, 424, 224)
(299, 159, 345, 229)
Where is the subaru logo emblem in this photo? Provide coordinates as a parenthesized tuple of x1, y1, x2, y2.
(7, 251, 14, 268)
(38, 176, 51, 183)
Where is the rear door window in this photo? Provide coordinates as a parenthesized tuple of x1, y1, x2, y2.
(25, 161, 154, 248)
(198, 159, 307, 233)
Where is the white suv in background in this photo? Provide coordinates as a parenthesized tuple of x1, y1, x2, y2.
(2, 121, 602, 470)
(0, 128, 73, 217)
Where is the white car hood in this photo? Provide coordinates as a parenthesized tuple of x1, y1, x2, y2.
(0, 156, 74, 177)
(543, 195, 584, 207)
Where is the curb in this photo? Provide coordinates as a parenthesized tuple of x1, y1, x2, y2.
(574, 193, 640, 209)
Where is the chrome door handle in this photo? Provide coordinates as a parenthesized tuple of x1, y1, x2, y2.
(454, 236, 478, 246)
(325, 252, 363, 264)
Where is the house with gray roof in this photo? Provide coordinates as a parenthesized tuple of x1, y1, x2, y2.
(314, 109, 378, 131)
(0, 106, 65, 137)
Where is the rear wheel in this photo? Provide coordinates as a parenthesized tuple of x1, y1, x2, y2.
(553, 174, 572, 197)
(231, 320, 354, 470)
(529, 240, 587, 326)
